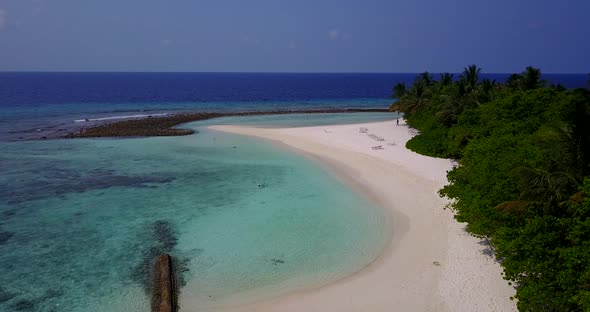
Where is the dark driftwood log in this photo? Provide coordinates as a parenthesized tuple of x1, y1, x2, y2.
(152, 254, 177, 312)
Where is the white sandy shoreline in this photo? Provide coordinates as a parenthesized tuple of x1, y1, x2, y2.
(203, 119, 516, 312)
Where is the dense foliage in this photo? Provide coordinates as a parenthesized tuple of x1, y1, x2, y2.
(391, 66, 590, 311)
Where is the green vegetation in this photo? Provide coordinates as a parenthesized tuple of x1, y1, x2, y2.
(391, 66, 590, 311)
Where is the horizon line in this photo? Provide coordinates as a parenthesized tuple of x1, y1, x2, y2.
(0, 70, 588, 75)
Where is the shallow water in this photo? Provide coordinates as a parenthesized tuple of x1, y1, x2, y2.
(0, 114, 391, 311)
(192, 112, 396, 128)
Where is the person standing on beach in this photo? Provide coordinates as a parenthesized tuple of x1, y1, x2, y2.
(396, 118, 399, 126)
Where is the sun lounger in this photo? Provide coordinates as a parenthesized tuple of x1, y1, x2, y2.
(367, 133, 385, 141)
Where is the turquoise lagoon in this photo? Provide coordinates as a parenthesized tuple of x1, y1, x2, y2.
(0, 113, 393, 311)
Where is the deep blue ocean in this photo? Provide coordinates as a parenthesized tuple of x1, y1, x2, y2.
(2, 72, 587, 106)
(0, 72, 587, 140)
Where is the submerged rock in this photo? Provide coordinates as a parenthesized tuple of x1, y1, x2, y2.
(0, 231, 15, 245)
(2, 210, 16, 218)
(42, 289, 64, 300)
(132, 220, 180, 289)
(0, 287, 15, 303)
(12, 299, 35, 311)
(152, 221, 178, 252)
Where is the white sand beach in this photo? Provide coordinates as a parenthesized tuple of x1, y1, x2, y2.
(209, 119, 516, 312)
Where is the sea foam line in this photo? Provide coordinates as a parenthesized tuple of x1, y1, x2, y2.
(74, 113, 169, 122)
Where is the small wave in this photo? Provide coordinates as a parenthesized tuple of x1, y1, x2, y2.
(74, 113, 169, 123)
(103, 108, 183, 113)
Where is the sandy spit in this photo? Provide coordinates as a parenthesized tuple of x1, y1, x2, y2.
(202, 119, 516, 312)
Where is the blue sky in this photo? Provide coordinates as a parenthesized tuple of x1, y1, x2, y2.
(0, 0, 589, 73)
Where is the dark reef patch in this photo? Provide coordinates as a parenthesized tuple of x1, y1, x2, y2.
(132, 220, 190, 293)
(153, 220, 178, 252)
(0, 231, 15, 245)
(2, 210, 17, 218)
(8, 289, 65, 311)
(0, 287, 16, 303)
(12, 299, 36, 311)
(271, 258, 286, 266)
(1, 168, 175, 204)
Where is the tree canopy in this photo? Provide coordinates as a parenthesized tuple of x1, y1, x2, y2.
(391, 66, 590, 311)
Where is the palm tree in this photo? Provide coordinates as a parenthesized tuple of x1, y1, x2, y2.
(505, 73, 522, 90)
(412, 81, 426, 98)
(418, 71, 434, 86)
(521, 66, 545, 90)
(456, 79, 467, 98)
(479, 78, 497, 103)
(496, 166, 581, 215)
(400, 81, 427, 113)
(551, 83, 566, 91)
(461, 65, 482, 91)
(498, 98, 590, 216)
(439, 73, 454, 88)
(481, 78, 496, 94)
(392, 82, 407, 99)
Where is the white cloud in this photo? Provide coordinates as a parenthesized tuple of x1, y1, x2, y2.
(0, 9, 7, 30)
(328, 29, 340, 40)
(240, 35, 261, 45)
(32, 0, 45, 16)
(328, 28, 350, 41)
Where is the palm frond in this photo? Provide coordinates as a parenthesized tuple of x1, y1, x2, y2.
(496, 200, 531, 214)
(392, 82, 407, 99)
